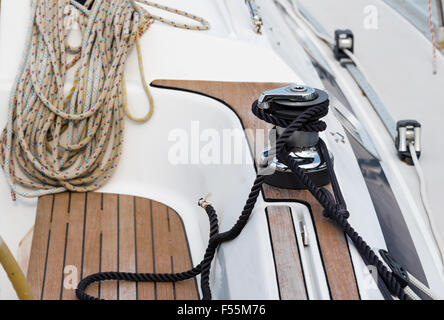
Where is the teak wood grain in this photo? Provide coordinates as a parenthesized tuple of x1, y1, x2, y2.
(27, 192, 198, 300)
(267, 206, 307, 300)
(152, 79, 359, 300)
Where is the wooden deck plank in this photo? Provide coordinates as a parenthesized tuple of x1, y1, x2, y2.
(152, 200, 175, 300)
(27, 195, 53, 299)
(117, 195, 137, 300)
(28, 192, 196, 300)
(42, 192, 69, 300)
(267, 206, 307, 300)
(272, 186, 360, 300)
(135, 197, 155, 300)
(100, 193, 118, 300)
(61, 192, 86, 300)
(169, 208, 199, 300)
(151, 79, 360, 300)
(81, 193, 101, 298)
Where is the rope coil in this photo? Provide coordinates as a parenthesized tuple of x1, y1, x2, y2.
(0, 0, 209, 198)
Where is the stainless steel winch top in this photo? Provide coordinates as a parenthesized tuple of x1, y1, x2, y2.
(258, 84, 319, 109)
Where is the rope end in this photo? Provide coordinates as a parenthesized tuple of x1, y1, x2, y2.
(198, 198, 211, 210)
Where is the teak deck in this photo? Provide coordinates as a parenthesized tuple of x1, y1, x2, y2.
(267, 206, 307, 300)
(27, 192, 198, 300)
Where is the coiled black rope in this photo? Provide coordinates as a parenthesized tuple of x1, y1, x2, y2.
(76, 98, 409, 300)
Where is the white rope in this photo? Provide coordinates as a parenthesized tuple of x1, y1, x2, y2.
(404, 286, 421, 300)
(408, 271, 441, 300)
(377, 247, 437, 300)
(409, 142, 444, 277)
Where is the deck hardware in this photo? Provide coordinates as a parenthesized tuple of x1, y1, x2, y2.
(395, 120, 421, 164)
(258, 84, 331, 189)
(75, 81, 415, 300)
(330, 131, 345, 144)
(245, 0, 263, 34)
(334, 29, 354, 64)
(379, 250, 409, 288)
(335, 36, 422, 165)
(198, 197, 211, 210)
(253, 87, 412, 299)
(258, 85, 318, 110)
(380, 249, 440, 299)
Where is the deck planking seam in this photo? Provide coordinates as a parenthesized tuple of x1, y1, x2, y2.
(116, 194, 120, 300)
(267, 206, 308, 300)
(98, 232, 103, 299)
(28, 193, 197, 300)
(59, 222, 69, 300)
(80, 193, 87, 280)
(41, 229, 51, 300)
(133, 196, 139, 300)
(149, 200, 157, 300)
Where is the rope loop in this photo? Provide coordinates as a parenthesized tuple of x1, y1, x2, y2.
(134, 0, 210, 31)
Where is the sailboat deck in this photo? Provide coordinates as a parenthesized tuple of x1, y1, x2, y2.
(151, 80, 360, 300)
(25, 80, 360, 300)
(27, 192, 199, 300)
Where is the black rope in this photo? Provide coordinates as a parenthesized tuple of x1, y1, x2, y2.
(76, 98, 409, 301)
(254, 100, 409, 300)
(76, 201, 218, 300)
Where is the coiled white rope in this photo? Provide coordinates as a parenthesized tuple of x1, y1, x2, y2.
(0, 0, 209, 199)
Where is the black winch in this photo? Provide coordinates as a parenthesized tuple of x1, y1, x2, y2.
(257, 84, 331, 189)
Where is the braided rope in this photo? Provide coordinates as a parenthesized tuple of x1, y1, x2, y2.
(254, 102, 409, 300)
(428, 0, 438, 74)
(76, 202, 219, 300)
(76, 99, 335, 300)
(136, 0, 210, 31)
(75, 100, 322, 300)
(0, 0, 209, 198)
